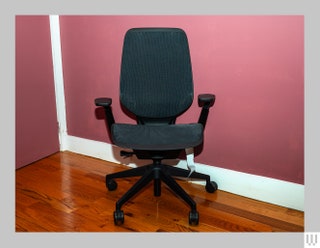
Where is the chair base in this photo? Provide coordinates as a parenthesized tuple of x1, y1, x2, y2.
(106, 159, 218, 225)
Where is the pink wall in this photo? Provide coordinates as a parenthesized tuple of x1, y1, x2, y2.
(16, 16, 60, 169)
(60, 15, 304, 184)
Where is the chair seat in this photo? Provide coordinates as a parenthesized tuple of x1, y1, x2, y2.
(111, 123, 203, 150)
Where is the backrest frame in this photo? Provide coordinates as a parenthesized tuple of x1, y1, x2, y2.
(119, 28, 194, 123)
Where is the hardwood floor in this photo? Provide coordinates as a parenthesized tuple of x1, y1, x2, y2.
(15, 151, 304, 232)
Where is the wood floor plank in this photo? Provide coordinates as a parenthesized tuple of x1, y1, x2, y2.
(15, 151, 304, 232)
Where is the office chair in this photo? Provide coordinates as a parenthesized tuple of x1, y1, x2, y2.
(95, 27, 217, 225)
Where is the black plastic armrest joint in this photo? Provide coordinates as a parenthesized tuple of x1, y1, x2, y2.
(198, 94, 215, 129)
(95, 98, 115, 130)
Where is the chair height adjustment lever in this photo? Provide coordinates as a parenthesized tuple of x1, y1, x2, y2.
(120, 150, 135, 158)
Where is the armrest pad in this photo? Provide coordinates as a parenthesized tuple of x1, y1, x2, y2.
(95, 98, 112, 107)
(198, 94, 215, 108)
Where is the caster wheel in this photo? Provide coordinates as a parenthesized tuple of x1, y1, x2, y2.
(189, 211, 199, 226)
(205, 181, 218, 193)
(114, 210, 124, 225)
(106, 179, 117, 191)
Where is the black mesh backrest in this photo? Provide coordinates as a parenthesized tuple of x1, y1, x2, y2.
(120, 28, 194, 120)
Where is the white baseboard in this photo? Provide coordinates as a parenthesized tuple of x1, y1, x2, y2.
(63, 135, 304, 211)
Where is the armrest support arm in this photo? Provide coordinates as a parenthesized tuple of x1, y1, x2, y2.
(95, 98, 115, 131)
(198, 94, 215, 129)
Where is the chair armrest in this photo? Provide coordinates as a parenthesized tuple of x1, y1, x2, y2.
(198, 94, 215, 108)
(95, 97, 112, 107)
(198, 94, 215, 129)
(94, 97, 115, 131)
